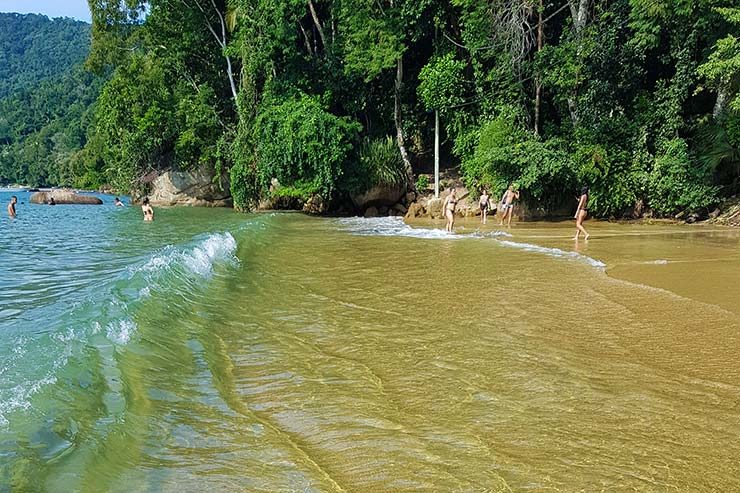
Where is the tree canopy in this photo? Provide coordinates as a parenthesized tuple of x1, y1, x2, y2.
(2, 2, 740, 217)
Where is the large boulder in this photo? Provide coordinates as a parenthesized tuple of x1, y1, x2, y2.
(148, 168, 231, 207)
(351, 183, 406, 210)
(426, 197, 444, 219)
(30, 191, 102, 205)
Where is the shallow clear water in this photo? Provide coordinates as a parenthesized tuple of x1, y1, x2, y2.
(2, 193, 740, 491)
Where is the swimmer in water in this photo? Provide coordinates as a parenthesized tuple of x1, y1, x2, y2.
(8, 195, 17, 218)
(48, 197, 56, 206)
(574, 186, 590, 240)
(114, 197, 124, 207)
(142, 197, 154, 221)
(442, 188, 458, 232)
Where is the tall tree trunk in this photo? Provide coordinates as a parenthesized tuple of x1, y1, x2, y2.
(566, 0, 589, 125)
(394, 57, 413, 188)
(713, 83, 731, 121)
(308, 0, 327, 50)
(434, 110, 440, 198)
(534, 0, 544, 136)
(191, 0, 238, 103)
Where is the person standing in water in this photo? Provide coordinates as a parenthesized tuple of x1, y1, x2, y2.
(442, 188, 458, 232)
(574, 186, 590, 240)
(8, 195, 17, 218)
(142, 197, 154, 222)
(479, 189, 490, 224)
(498, 184, 519, 227)
(114, 197, 124, 207)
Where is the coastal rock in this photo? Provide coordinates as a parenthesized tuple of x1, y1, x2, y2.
(393, 203, 408, 214)
(303, 194, 326, 214)
(709, 208, 720, 219)
(351, 183, 406, 210)
(148, 168, 231, 207)
(405, 202, 425, 218)
(427, 198, 444, 219)
(364, 206, 379, 218)
(30, 191, 102, 205)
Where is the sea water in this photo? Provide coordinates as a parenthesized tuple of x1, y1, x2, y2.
(2, 192, 740, 490)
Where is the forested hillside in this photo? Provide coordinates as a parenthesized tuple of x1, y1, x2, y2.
(0, 13, 90, 98)
(82, 0, 739, 217)
(4, 3, 740, 217)
(0, 13, 103, 187)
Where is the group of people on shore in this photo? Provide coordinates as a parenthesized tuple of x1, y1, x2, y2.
(10, 187, 590, 237)
(442, 185, 590, 240)
(5, 195, 156, 221)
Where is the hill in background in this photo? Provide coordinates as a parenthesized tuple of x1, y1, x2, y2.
(0, 12, 102, 187)
(0, 13, 90, 99)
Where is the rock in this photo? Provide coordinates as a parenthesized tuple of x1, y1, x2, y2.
(393, 203, 408, 214)
(405, 202, 424, 219)
(148, 167, 231, 207)
(378, 206, 389, 215)
(675, 210, 686, 220)
(351, 183, 406, 210)
(686, 213, 700, 224)
(709, 208, 721, 219)
(427, 197, 444, 219)
(270, 177, 281, 192)
(364, 206, 379, 218)
(302, 194, 326, 214)
(405, 191, 416, 204)
(30, 191, 102, 205)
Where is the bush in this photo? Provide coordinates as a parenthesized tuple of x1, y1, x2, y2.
(648, 138, 717, 215)
(415, 174, 430, 191)
(254, 94, 361, 198)
(461, 108, 577, 209)
(344, 136, 406, 194)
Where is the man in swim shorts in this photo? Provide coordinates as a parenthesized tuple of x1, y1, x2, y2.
(498, 184, 519, 227)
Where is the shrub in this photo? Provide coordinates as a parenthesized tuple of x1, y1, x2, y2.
(343, 136, 406, 194)
(648, 138, 718, 215)
(254, 94, 361, 198)
(415, 174, 430, 191)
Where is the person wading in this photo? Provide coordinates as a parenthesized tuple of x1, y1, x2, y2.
(498, 184, 519, 228)
(574, 186, 590, 240)
(8, 195, 17, 218)
(442, 188, 458, 233)
(479, 189, 490, 225)
(142, 197, 154, 222)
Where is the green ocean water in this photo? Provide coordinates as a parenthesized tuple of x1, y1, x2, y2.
(2, 190, 740, 491)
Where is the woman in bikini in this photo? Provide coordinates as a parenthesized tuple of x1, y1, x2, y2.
(142, 197, 154, 222)
(442, 188, 458, 232)
(574, 186, 590, 240)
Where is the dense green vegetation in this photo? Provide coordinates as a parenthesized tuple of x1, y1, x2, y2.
(0, 13, 103, 187)
(3, 3, 740, 217)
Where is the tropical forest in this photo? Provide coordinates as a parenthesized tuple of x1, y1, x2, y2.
(2, 1, 740, 217)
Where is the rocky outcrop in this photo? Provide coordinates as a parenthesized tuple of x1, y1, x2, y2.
(351, 183, 406, 212)
(30, 191, 102, 205)
(148, 168, 231, 207)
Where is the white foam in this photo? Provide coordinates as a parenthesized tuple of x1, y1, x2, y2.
(107, 319, 136, 345)
(645, 259, 669, 265)
(337, 217, 468, 240)
(134, 232, 238, 279)
(496, 240, 607, 269)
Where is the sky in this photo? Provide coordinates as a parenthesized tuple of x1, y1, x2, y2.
(0, 0, 91, 22)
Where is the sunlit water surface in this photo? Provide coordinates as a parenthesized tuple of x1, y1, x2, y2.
(2, 191, 740, 491)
